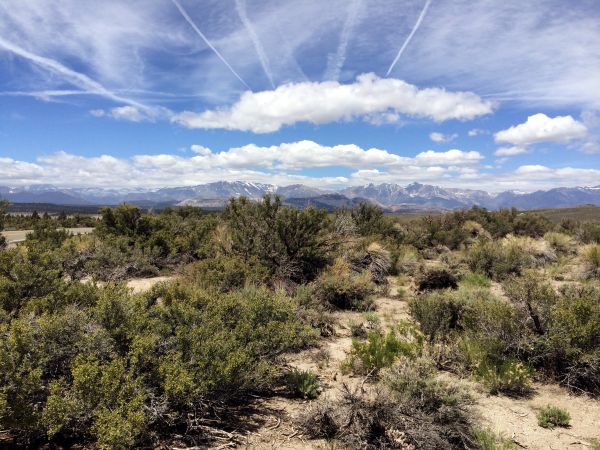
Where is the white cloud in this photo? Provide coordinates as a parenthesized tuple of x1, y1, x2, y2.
(0, 141, 487, 189)
(414, 149, 482, 166)
(494, 113, 588, 146)
(109, 106, 147, 122)
(2, 147, 599, 193)
(494, 146, 527, 156)
(190, 145, 212, 156)
(429, 132, 457, 143)
(468, 128, 486, 137)
(172, 73, 493, 133)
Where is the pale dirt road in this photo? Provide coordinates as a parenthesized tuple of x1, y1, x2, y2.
(2, 227, 95, 246)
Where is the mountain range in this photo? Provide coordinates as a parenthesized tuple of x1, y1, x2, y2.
(2, 182, 600, 211)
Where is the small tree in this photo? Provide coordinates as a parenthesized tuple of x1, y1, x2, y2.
(224, 195, 330, 282)
(0, 200, 7, 249)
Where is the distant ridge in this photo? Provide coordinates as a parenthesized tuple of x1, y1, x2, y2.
(2, 182, 600, 211)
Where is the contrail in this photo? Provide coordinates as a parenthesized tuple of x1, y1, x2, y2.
(170, 0, 251, 90)
(0, 35, 153, 112)
(325, 0, 362, 81)
(386, 0, 432, 76)
(235, 0, 274, 88)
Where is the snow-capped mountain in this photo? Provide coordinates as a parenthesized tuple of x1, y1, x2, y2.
(341, 182, 494, 208)
(2, 182, 600, 210)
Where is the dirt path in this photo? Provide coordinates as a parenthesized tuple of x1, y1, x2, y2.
(2, 227, 94, 247)
(126, 276, 177, 293)
(239, 279, 600, 450)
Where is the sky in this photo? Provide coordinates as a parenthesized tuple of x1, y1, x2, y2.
(0, 0, 599, 192)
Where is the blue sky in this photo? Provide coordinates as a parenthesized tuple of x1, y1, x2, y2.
(0, 0, 599, 191)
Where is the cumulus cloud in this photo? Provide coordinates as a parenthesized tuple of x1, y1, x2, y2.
(172, 73, 493, 133)
(429, 132, 457, 143)
(414, 149, 482, 166)
(0, 141, 487, 189)
(494, 146, 527, 156)
(494, 113, 588, 146)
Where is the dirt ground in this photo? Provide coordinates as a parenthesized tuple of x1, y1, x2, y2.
(126, 276, 177, 293)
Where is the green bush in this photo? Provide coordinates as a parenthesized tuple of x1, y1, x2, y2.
(474, 429, 518, 450)
(183, 254, 268, 292)
(475, 358, 532, 396)
(343, 322, 423, 374)
(285, 368, 320, 399)
(503, 271, 558, 336)
(312, 259, 376, 310)
(0, 276, 317, 447)
(224, 195, 331, 283)
(467, 239, 531, 280)
(537, 405, 571, 429)
(460, 272, 491, 288)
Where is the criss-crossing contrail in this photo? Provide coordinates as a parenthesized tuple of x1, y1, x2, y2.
(170, 0, 251, 90)
(325, 0, 362, 81)
(0, 35, 152, 112)
(235, 0, 274, 88)
(386, 0, 432, 76)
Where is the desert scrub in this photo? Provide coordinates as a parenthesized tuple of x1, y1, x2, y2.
(536, 405, 571, 429)
(393, 245, 422, 274)
(348, 319, 368, 339)
(581, 244, 600, 279)
(544, 232, 575, 255)
(467, 239, 531, 280)
(285, 368, 320, 399)
(312, 259, 376, 310)
(475, 358, 532, 396)
(347, 242, 391, 285)
(343, 322, 423, 375)
(460, 271, 492, 288)
(503, 235, 557, 266)
(299, 362, 476, 449)
(474, 429, 518, 449)
(383, 357, 471, 414)
(415, 266, 458, 292)
(183, 254, 268, 292)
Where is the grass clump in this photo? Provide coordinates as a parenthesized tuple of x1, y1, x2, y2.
(285, 368, 320, 399)
(581, 244, 600, 279)
(312, 259, 376, 310)
(475, 358, 533, 396)
(536, 405, 571, 429)
(474, 429, 518, 449)
(460, 271, 492, 288)
(343, 322, 423, 375)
